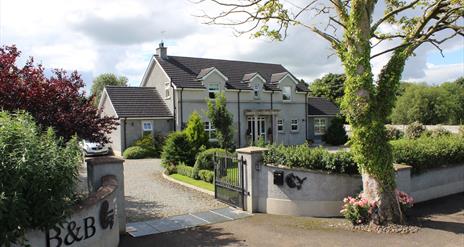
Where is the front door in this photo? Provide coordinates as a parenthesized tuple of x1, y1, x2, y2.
(247, 117, 265, 143)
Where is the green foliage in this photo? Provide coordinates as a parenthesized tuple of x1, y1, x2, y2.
(405, 121, 425, 139)
(176, 164, 196, 178)
(322, 117, 348, 145)
(193, 148, 227, 171)
(123, 146, 154, 159)
(309, 73, 345, 106)
(0, 111, 82, 245)
(422, 126, 451, 138)
(198, 169, 214, 183)
(164, 165, 177, 175)
(91, 73, 128, 106)
(161, 131, 195, 166)
(206, 92, 234, 150)
(385, 126, 404, 140)
(255, 135, 266, 147)
(263, 144, 358, 174)
(460, 125, 464, 137)
(391, 82, 462, 124)
(184, 111, 209, 153)
(124, 133, 165, 159)
(391, 135, 464, 174)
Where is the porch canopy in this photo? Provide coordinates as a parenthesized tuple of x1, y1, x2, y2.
(244, 109, 280, 116)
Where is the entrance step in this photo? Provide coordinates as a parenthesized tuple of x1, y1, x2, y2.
(126, 207, 251, 237)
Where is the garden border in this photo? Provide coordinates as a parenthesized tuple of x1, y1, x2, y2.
(162, 172, 215, 196)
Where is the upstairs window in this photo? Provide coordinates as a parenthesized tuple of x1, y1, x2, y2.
(142, 121, 153, 136)
(208, 83, 219, 99)
(277, 119, 284, 132)
(282, 86, 291, 101)
(253, 84, 260, 99)
(291, 119, 299, 132)
(165, 87, 170, 99)
(204, 121, 217, 141)
(314, 118, 327, 135)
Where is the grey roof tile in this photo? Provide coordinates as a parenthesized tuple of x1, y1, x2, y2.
(155, 55, 308, 92)
(308, 97, 339, 116)
(105, 86, 172, 118)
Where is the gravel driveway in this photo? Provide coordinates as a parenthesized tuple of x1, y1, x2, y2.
(124, 159, 225, 222)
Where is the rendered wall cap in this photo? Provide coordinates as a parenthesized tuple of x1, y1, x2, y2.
(236, 146, 269, 154)
(86, 156, 125, 166)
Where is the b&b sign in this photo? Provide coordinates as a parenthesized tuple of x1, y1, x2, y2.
(45, 200, 115, 247)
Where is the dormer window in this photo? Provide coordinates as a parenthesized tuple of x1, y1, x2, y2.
(282, 86, 291, 101)
(208, 83, 219, 99)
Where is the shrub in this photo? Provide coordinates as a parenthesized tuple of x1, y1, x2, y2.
(459, 125, 464, 137)
(391, 135, 464, 173)
(255, 136, 266, 147)
(198, 169, 214, 183)
(263, 144, 358, 174)
(422, 126, 451, 138)
(385, 126, 403, 140)
(193, 148, 227, 171)
(323, 117, 348, 145)
(184, 111, 209, 153)
(123, 146, 155, 159)
(132, 132, 165, 157)
(0, 111, 82, 245)
(340, 196, 371, 225)
(161, 131, 195, 166)
(164, 164, 177, 175)
(176, 164, 196, 178)
(405, 121, 425, 139)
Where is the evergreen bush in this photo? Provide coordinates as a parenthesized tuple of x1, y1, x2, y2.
(161, 131, 195, 166)
(405, 121, 425, 139)
(385, 126, 403, 140)
(322, 117, 348, 145)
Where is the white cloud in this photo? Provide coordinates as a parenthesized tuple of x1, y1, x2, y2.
(404, 63, 464, 84)
(1, 0, 462, 89)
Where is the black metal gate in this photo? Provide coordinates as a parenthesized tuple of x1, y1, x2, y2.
(214, 153, 245, 209)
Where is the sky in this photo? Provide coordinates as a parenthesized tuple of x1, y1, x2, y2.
(0, 0, 463, 93)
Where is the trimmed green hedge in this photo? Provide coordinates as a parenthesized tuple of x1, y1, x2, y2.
(391, 135, 464, 173)
(263, 144, 359, 174)
(193, 148, 227, 171)
(123, 146, 156, 159)
(123, 133, 165, 159)
(176, 164, 196, 178)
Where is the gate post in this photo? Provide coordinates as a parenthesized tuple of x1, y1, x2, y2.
(236, 147, 268, 214)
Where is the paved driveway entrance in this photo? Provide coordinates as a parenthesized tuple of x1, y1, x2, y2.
(124, 159, 226, 222)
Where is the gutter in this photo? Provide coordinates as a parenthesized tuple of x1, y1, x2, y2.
(305, 91, 309, 141)
(172, 82, 177, 131)
(270, 90, 274, 144)
(180, 88, 184, 130)
(123, 118, 127, 151)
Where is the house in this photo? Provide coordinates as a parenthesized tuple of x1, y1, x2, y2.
(98, 43, 339, 155)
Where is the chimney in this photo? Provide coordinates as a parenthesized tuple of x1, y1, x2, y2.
(156, 42, 167, 59)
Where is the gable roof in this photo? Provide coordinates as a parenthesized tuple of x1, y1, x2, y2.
(105, 86, 172, 118)
(154, 55, 309, 92)
(308, 97, 339, 116)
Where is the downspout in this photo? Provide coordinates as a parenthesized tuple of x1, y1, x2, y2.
(305, 92, 309, 141)
(237, 89, 241, 147)
(171, 82, 177, 131)
(270, 90, 274, 144)
(180, 88, 184, 130)
(123, 118, 127, 151)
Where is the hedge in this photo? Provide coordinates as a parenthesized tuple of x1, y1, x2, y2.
(391, 135, 464, 173)
(263, 144, 359, 175)
(123, 146, 156, 159)
(161, 131, 195, 166)
(198, 169, 214, 183)
(176, 164, 196, 178)
(193, 148, 227, 171)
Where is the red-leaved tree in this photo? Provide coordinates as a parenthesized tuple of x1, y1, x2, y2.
(0, 45, 117, 143)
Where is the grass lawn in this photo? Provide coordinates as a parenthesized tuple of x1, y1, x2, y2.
(169, 173, 214, 192)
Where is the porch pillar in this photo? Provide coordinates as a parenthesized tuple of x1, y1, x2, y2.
(254, 114, 258, 143)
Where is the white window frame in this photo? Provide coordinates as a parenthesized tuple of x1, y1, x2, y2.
(277, 119, 284, 133)
(253, 83, 260, 99)
(291, 119, 299, 132)
(282, 86, 291, 101)
(142, 121, 153, 135)
(208, 83, 220, 99)
(165, 86, 170, 99)
(314, 118, 327, 136)
(204, 121, 217, 141)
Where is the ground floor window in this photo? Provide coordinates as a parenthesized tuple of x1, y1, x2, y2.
(314, 118, 327, 135)
(142, 121, 153, 136)
(277, 119, 284, 132)
(291, 119, 299, 132)
(204, 121, 217, 141)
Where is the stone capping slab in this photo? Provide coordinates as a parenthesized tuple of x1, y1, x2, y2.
(394, 163, 413, 171)
(265, 163, 361, 178)
(236, 146, 269, 154)
(86, 155, 125, 166)
(75, 175, 118, 212)
(162, 172, 215, 196)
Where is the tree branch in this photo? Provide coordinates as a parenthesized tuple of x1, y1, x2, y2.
(371, 0, 420, 34)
